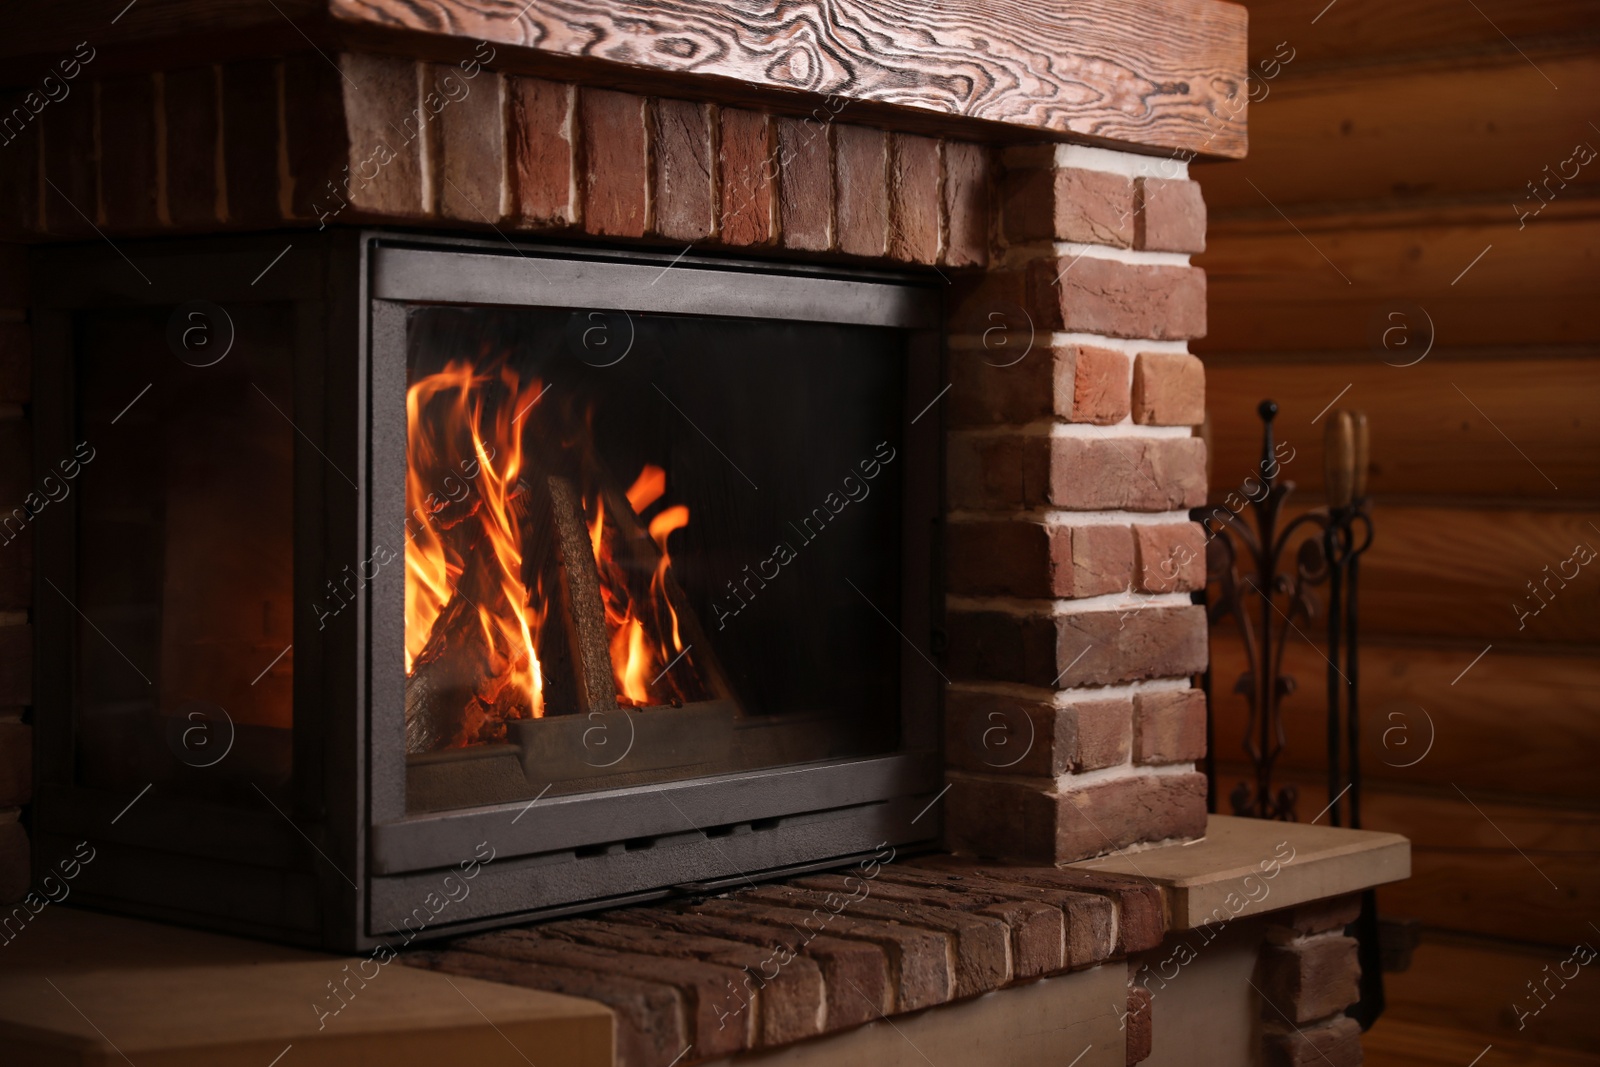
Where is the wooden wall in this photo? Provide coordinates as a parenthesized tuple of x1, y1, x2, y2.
(1192, 0, 1600, 1057)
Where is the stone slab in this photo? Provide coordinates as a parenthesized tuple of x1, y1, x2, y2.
(0, 907, 613, 1066)
(1072, 814, 1410, 930)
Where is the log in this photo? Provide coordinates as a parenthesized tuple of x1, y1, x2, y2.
(547, 474, 619, 714)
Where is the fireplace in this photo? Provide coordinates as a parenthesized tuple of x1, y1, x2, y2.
(29, 232, 943, 949)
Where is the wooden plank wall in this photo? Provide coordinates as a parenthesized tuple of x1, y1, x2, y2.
(1192, 1, 1600, 1057)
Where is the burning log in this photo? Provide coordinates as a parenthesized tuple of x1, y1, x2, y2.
(546, 474, 622, 714)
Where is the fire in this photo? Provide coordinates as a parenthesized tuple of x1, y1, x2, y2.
(405, 357, 703, 749)
(405, 362, 547, 736)
(587, 466, 698, 708)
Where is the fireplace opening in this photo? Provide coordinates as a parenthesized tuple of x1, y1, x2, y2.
(402, 304, 908, 808)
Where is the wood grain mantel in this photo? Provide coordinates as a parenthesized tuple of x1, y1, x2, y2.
(329, 0, 1248, 157)
(1, 0, 1247, 158)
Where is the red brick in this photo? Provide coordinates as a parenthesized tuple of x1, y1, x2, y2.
(876, 865, 1116, 968)
(1135, 177, 1206, 253)
(948, 343, 1127, 427)
(743, 883, 1009, 998)
(889, 133, 940, 264)
(1049, 436, 1207, 511)
(651, 98, 713, 242)
(1263, 1014, 1363, 1067)
(438, 67, 508, 223)
(0, 322, 30, 404)
(0, 814, 27, 904)
(611, 907, 888, 1033)
(1132, 351, 1205, 426)
(535, 918, 824, 1047)
(1126, 983, 1153, 1064)
(1029, 257, 1207, 340)
(1074, 698, 1134, 770)
(944, 772, 1208, 867)
(1003, 166, 1134, 247)
(777, 116, 832, 251)
(99, 75, 159, 230)
(221, 60, 282, 227)
(0, 625, 31, 706)
(163, 66, 222, 228)
(946, 521, 1132, 599)
(835, 124, 888, 258)
(948, 344, 1060, 426)
(1273, 894, 1362, 939)
(1133, 688, 1207, 765)
(1066, 525, 1137, 596)
(509, 77, 578, 227)
(946, 433, 1052, 510)
(946, 688, 1073, 777)
(1261, 934, 1361, 1024)
(412, 948, 676, 1067)
(580, 88, 648, 238)
(282, 54, 349, 223)
(795, 872, 1067, 980)
(922, 853, 1168, 954)
(40, 84, 96, 236)
(943, 140, 990, 267)
(336, 54, 425, 220)
(0, 722, 29, 807)
(949, 433, 1205, 512)
(1072, 345, 1131, 424)
(1052, 770, 1208, 861)
(457, 929, 752, 1057)
(1133, 522, 1206, 593)
(718, 108, 774, 246)
(946, 604, 1208, 689)
(694, 896, 954, 1013)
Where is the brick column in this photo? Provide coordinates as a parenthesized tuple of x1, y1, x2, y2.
(1257, 895, 1365, 1065)
(0, 242, 31, 903)
(942, 144, 1211, 864)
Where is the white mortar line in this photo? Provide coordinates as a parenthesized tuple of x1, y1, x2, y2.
(1055, 144, 1191, 179)
(947, 591, 1193, 616)
(948, 422, 1195, 440)
(1000, 241, 1191, 271)
(949, 677, 1197, 706)
(947, 761, 1197, 793)
(946, 332, 1191, 356)
(1058, 762, 1198, 791)
(945, 508, 1196, 526)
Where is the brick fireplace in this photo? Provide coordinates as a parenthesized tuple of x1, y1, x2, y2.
(2, 1, 1244, 914)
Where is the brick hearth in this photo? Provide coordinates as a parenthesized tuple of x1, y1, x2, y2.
(404, 854, 1162, 1067)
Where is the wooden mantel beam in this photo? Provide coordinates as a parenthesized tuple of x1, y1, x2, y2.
(1, 0, 1248, 158)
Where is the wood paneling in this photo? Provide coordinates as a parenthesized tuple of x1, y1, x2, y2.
(1198, 208, 1600, 353)
(1203, 503, 1600, 645)
(1234, 0, 1599, 73)
(1375, 935, 1600, 1054)
(1210, 635, 1600, 800)
(1197, 54, 1600, 213)
(1205, 354, 1600, 501)
(1365, 1017, 1600, 1067)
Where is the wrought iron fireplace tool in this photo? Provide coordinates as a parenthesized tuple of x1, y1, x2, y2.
(1196, 399, 1384, 1026)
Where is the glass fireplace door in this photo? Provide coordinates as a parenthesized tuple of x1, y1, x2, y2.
(389, 263, 930, 815)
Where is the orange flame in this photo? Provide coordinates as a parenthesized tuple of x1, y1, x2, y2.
(405, 361, 546, 736)
(405, 360, 703, 748)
